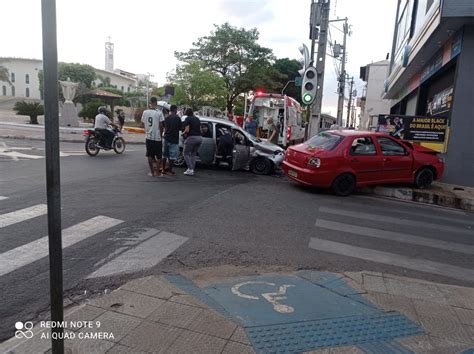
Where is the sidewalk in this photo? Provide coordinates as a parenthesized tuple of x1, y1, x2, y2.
(1, 268, 473, 353)
(0, 121, 145, 144)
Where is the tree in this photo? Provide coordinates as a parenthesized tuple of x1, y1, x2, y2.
(14, 101, 44, 124)
(273, 58, 302, 102)
(175, 23, 280, 113)
(97, 75, 112, 88)
(0, 65, 11, 84)
(38, 62, 97, 98)
(168, 61, 226, 110)
(78, 100, 110, 121)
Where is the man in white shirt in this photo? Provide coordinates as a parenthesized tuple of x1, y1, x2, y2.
(141, 97, 165, 177)
(94, 106, 117, 148)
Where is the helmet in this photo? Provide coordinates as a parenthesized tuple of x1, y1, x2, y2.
(157, 101, 171, 111)
(98, 106, 107, 114)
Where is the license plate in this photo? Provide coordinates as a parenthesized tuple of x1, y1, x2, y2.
(288, 170, 298, 178)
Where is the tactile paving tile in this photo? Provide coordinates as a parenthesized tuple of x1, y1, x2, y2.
(245, 313, 423, 353)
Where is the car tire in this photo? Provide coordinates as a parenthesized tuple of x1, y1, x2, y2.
(414, 167, 434, 189)
(331, 173, 356, 196)
(250, 157, 273, 175)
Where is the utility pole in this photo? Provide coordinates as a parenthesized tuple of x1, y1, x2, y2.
(309, 0, 330, 137)
(346, 76, 354, 127)
(336, 18, 348, 126)
(41, 0, 64, 352)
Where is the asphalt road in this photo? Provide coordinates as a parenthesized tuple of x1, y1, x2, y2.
(0, 137, 473, 341)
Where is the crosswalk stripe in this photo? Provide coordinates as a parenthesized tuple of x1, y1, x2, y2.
(0, 216, 123, 277)
(0, 196, 8, 201)
(315, 219, 474, 255)
(318, 207, 473, 235)
(87, 231, 188, 278)
(309, 238, 474, 282)
(0, 204, 47, 228)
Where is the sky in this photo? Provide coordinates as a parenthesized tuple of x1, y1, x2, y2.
(1, 0, 397, 116)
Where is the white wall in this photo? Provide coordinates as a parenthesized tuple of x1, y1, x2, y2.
(0, 58, 42, 100)
(1, 58, 138, 101)
(361, 61, 392, 129)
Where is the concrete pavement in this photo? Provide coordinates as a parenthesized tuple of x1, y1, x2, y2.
(1, 268, 473, 353)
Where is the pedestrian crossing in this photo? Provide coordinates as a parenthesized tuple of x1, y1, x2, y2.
(0, 197, 188, 279)
(310, 204, 474, 283)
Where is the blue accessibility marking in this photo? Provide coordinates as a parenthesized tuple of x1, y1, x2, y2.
(167, 271, 424, 353)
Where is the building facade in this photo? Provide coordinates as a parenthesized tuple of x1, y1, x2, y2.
(359, 60, 392, 130)
(0, 58, 138, 101)
(385, 0, 474, 186)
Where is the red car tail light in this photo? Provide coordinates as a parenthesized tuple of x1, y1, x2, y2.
(287, 126, 291, 142)
(307, 157, 321, 168)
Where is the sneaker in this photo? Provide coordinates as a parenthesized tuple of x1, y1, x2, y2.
(184, 169, 193, 176)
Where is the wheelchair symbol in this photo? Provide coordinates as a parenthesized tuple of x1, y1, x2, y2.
(231, 281, 295, 313)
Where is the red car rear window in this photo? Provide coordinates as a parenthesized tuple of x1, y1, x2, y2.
(305, 132, 343, 150)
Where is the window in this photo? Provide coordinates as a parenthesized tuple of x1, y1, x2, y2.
(350, 137, 377, 155)
(26, 88, 30, 98)
(233, 129, 247, 145)
(200, 122, 213, 138)
(306, 132, 343, 150)
(11, 86, 15, 96)
(121, 86, 124, 92)
(11, 72, 15, 83)
(426, 0, 434, 14)
(377, 137, 407, 156)
(25, 74, 30, 84)
(2, 86, 6, 96)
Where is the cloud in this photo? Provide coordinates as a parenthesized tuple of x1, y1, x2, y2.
(218, 0, 274, 26)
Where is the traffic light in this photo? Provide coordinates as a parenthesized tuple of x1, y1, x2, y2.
(301, 67, 317, 105)
(298, 44, 310, 76)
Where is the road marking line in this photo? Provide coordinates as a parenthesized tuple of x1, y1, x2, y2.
(0, 196, 8, 201)
(318, 207, 473, 235)
(1, 142, 18, 161)
(0, 204, 47, 228)
(309, 238, 474, 282)
(315, 219, 474, 255)
(0, 216, 123, 277)
(87, 231, 188, 278)
(0, 150, 44, 160)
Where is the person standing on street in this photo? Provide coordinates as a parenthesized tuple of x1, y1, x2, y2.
(267, 117, 280, 145)
(116, 110, 125, 131)
(141, 97, 165, 177)
(244, 115, 258, 136)
(182, 108, 202, 176)
(162, 105, 182, 175)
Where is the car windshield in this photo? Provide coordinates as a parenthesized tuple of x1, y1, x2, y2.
(305, 132, 343, 150)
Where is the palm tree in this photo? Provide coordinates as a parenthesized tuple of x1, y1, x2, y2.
(0, 65, 11, 84)
(13, 100, 44, 124)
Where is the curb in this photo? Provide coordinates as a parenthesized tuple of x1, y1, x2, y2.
(360, 185, 474, 212)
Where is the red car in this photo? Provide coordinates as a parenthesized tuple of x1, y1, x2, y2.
(282, 130, 444, 196)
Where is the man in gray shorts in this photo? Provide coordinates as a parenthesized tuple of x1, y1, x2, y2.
(162, 105, 182, 175)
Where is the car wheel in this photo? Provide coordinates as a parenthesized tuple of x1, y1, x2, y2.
(250, 157, 273, 175)
(414, 167, 434, 189)
(174, 149, 185, 167)
(331, 173, 356, 196)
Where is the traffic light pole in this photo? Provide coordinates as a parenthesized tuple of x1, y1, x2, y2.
(309, 0, 330, 137)
(336, 18, 348, 127)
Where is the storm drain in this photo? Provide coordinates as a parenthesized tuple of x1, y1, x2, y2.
(245, 312, 423, 353)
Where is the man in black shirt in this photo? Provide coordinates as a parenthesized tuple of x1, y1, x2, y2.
(162, 105, 182, 175)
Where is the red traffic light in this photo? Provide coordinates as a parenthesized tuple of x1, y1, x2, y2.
(256, 90, 264, 96)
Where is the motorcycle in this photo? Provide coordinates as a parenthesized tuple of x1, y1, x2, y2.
(83, 127, 126, 156)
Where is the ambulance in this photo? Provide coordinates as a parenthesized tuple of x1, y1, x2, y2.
(247, 92, 306, 147)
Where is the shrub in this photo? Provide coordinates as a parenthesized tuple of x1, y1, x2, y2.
(13, 101, 44, 124)
(78, 100, 111, 121)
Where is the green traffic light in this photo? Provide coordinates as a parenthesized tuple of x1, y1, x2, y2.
(303, 93, 313, 103)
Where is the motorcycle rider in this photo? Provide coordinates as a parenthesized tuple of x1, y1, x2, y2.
(94, 106, 117, 149)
